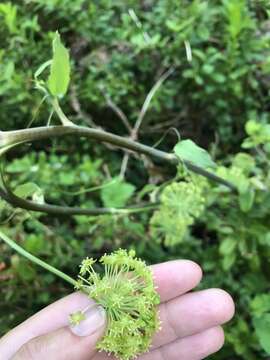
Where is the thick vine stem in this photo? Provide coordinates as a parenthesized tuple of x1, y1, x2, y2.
(0, 185, 158, 215)
(0, 126, 237, 190)
(0, 125, 237, 215)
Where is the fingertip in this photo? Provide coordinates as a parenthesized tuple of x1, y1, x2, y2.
(152, 259, 203, 302)
(143, 325, 226, 360)
(182, 259, 203, 283)
(196, 288, 235, 326)
(210, 288, 235, 323)
(212, 326, 225, 352)
(172, 259, 203, 292)
(190, 326, 225, 357)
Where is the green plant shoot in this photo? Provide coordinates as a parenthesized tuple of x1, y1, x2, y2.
(47, 31, 70, 98)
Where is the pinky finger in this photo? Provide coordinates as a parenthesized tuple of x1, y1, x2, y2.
(140, 326, 225, 360)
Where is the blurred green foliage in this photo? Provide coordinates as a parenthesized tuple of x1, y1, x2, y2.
(1, 1, 270, 359)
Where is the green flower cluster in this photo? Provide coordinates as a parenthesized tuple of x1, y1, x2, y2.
(74, 249, 160, 360)
(150, 181, 206, 246)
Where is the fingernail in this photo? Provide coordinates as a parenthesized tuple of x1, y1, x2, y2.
(69, 305, 106, 337)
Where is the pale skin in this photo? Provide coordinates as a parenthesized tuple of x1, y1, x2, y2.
(0, 260, 235, 360)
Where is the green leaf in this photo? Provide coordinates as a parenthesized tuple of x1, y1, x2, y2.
(219, 237, 237, 256)
(253, 314, 270, 354)
(101, 178, 135, 208)
(232, 153, 255, 174)
(11, 255, 36, 282)
(24, 234, 45, 255)
(0, 2, 18, 34)
(47, 32, 70, 97)
(174, 139, 216, 169)
(239, 187, 255, 212)
(15, 182, 44, 204)
(222, 252, 236, 271)
(251, 294, 270, 317)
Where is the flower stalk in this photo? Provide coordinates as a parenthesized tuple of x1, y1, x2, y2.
(0, 229, 76, 286)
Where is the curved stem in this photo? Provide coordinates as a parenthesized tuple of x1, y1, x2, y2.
(0, 126, 237, 191)
(0, 229, 76, 286)
(0, 183, 158, 216)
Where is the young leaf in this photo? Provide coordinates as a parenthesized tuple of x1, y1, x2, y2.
(47, 32, 70, 97)
(101, 178, 135, 207)
(174, 139, 216, 169)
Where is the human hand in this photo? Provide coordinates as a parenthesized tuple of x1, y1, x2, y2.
(0, 260, 234, 360)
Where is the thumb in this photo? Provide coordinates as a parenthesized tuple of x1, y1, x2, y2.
(12, 304, 106, 360)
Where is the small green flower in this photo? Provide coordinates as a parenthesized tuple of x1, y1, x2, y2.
(75, 249, 160, 360)
(69, 311, 86, 326)
(79, 257, 96, 276)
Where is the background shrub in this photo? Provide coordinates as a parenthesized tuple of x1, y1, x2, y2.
(1, 1, 270, 358)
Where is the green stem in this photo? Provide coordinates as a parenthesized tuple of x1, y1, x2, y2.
(0, 126, 237, 191)
(0, 184, 158, 215)
(55, 178, 119, 196)
(0, 229, 76, 287)
(0, 121, 237, 216)
(51, 98, 75, 126)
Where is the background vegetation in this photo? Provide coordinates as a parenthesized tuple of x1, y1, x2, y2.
(1, 1, 270, 358)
